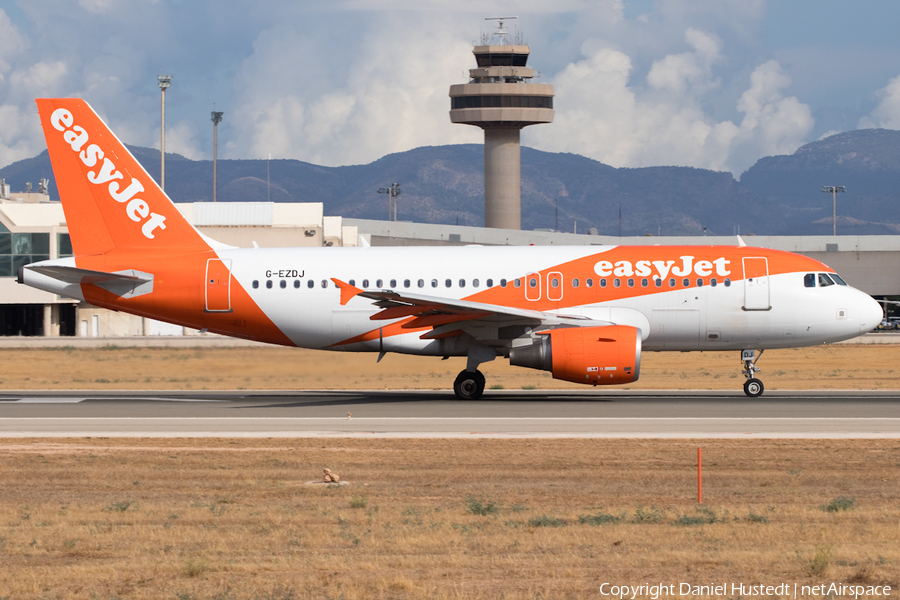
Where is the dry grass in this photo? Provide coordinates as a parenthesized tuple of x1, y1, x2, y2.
(0, 343, 899, 391)
(0, 438, 898, 599)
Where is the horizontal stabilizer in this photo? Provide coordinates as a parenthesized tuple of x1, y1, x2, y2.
(25, 265, 154, 299)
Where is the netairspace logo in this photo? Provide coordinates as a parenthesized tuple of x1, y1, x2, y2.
(598, 582, 892, 599)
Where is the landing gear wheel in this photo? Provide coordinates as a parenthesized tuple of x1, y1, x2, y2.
(743, 378, 764, 397)
(453, 370, 486, 400)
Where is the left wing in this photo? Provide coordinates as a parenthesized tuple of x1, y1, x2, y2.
(331, 278, 610, 342)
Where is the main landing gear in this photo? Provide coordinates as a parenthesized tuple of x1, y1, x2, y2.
(741, 349, 765, 397)
(453, 369, 486, 400)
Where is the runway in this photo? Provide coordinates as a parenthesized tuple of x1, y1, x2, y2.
(1, 390, 899, 437)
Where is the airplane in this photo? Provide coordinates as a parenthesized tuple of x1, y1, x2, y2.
(19, 98, 884, 399)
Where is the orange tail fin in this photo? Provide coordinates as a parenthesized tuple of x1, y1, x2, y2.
(35, 98, 210, 256)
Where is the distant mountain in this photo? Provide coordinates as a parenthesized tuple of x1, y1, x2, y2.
(739, 129, 900, 235)
(4, 129, 900, 236)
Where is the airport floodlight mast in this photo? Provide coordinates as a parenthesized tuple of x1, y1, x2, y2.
(158, 75, 172, 191)
(211, 111, 223, 202)
(822, 185, 846, 235)
(449, 17, 554, 230)
(377, 183, 401, 221)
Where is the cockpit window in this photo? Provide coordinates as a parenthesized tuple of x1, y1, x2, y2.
(818, 273, 835, 287)
(829, 273, 848, 286)
(804, 273, 816, 288)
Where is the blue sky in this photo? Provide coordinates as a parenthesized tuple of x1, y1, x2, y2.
(2, 0, 900, 177)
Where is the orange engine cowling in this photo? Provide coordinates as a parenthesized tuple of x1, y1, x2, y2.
(508, 325, 641, 385)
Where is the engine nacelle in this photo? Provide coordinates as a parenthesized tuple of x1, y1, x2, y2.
(509, 325, 641, 385)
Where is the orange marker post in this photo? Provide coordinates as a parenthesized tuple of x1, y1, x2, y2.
(698, 447, 703, 503)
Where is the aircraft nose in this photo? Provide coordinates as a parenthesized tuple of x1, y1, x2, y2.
(858, 293, 883, 334)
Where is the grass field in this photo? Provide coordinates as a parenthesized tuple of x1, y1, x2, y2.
(0, 343, 899, 391)
(2, 345, 898, 598)
(0, 438, 898, 599)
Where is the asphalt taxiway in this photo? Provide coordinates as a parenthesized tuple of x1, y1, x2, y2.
(1, 390, 898, 437)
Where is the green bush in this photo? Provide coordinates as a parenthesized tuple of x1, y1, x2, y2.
(821, 496, 855, 512)
(528, 514, 566, 527)
(578, 512, 623, 526)
(465, 496, 499, 516)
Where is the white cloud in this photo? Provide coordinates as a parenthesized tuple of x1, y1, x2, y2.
(164, 120, 204, 160)
(530, 32, 813, 175)
(227, 14, 480, 165)
(858, 75, 900, 129)
(0, 104, 45, 169)
(646, 28, 722, 97)
(0, 10, 27, 75)
(9, 61, 68, 96)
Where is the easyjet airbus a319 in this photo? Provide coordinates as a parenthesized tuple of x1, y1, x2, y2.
(20, 99, 883, 398)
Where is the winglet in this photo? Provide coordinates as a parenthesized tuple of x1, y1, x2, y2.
(737, 235, 747, 247)
(331, 278, 363, 306)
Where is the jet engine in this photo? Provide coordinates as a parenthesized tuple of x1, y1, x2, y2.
(509, 325, 641, 385)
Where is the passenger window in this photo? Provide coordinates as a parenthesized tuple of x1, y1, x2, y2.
(528, 277, 537, 288)
(390, 279, 397, 288)
(431, 279, 438, 288)
(459, 279, 466, 288)
(294, 280, 300, 288)
(252, 280, 259, 289)
(710, 278, 717, 287)
(486, 279, 493, 287)
(550, 277, 559, 288)
(376, 279, 383, 287)
(724, 278, 731, 287)
(586, 278, 593, 288)
(818, 273, 835, 287)
(500, 279, 507, 288)
(307, 280, 314, 289)
(669, 278, 676, 287)
(418, 279, 424, 288)
(572, 278, 580, 288)
(599, 279, 606, 288)
(641, 278, 648, 287)
(445, 279, 452, 288)
(280, 280, 286, 289)
(514, 279, 521, 288)
(403, 279, 410, 288)
(626, 278, 634, 287)
(804, 273, 816, 288)
(348, 279, 355, 286)
(321, 280, 328, 288)
(614, 279, 621, 288)
(683, 278, 690, 287)
(266, 280, 273, 289)
(654, 278, 662, 288)
(696, 279, 703, 287)
(473, 279, 480, 288)
(362, 279, 369, 288)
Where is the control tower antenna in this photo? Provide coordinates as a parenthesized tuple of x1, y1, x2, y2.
(449, 18, 554, 230)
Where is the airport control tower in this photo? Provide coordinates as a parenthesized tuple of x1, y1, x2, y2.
(449, 18, 554, 230)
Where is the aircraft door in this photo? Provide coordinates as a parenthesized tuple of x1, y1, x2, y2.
(205, 258, 232, 312)
(547, 272, 563, 302)
(525, 272, 541, 301)
(742, 257, 770, 311)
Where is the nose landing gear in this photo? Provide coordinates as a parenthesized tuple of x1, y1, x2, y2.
(741, 349, 764, 397)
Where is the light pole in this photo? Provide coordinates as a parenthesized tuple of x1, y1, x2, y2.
(211, 111, 223, 202)
(158, 75, 172, 191)
(377, 183, 401, 221)
(822, 185, 846, 235)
